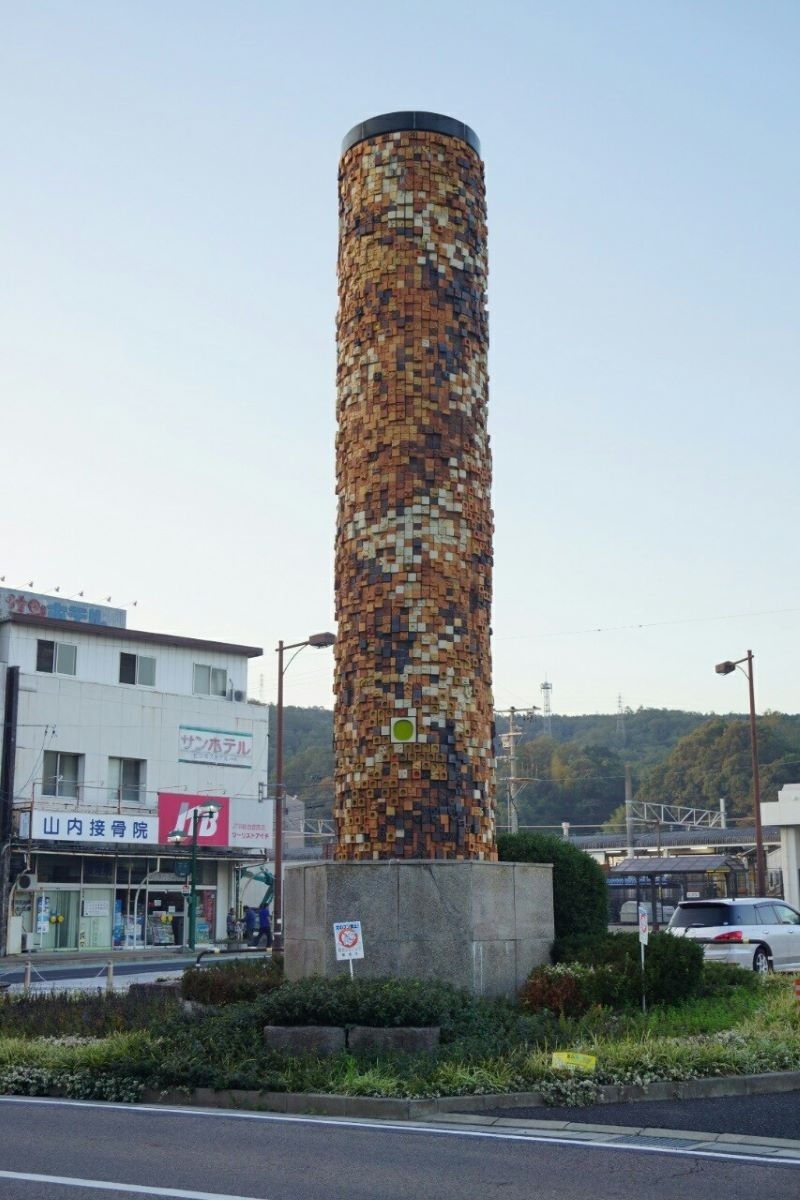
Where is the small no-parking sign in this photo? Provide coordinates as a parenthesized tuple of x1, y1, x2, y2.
(638, 905, 649, 1014)
(333, 921, 364, 961)
(638, 905, 649, 946)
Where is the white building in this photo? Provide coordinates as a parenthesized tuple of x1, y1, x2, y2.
(0, 589, 270, 954)
(764, 785, 800, 910)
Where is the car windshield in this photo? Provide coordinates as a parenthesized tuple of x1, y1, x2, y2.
(668, 903, 752, 928)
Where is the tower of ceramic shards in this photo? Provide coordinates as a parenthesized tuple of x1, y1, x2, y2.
(334, 112, 495, 861)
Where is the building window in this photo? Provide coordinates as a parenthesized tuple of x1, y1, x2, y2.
(42, 751, 81, 799)
(193, 663, 228, 697)
(108, 757, 145, 805)
(36, 640, 77, 676)
(119, 652, 156, 686)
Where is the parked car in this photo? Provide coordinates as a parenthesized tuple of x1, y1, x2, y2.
(666, 898, 800, 973)
(619, 900, 675, 925)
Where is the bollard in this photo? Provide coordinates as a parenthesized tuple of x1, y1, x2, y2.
(106, 960, 114, 994)
(24, 960, 31, 994)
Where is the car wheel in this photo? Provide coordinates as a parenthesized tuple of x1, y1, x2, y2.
(753, 946, 772, 974)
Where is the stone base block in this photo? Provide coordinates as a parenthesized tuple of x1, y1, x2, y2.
(263, 1026, 345, 1055)
(283, 860, 553, 998)
(348, 1025, 440, 1054)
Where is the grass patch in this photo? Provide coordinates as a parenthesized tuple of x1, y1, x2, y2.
(0, 969, 797, 1106)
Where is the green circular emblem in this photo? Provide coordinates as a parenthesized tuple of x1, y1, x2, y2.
(393, 718, 415, 742)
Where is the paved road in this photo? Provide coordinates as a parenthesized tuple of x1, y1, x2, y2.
(0, 957, 186, 994)
(0, 1098, 797, 1200)
(486, 1090, 800, 1139)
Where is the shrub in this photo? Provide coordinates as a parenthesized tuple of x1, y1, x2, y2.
(257, 976, 467, 1029)
(497, 832, 608, 940)
(700, 962, 760, 997)
(643, 933, 704, 1007)
(519, 963, 609, 1018)
(0, 1065, 143, 1102)
(180, 956, 283, 1005)
(538, 931, 704, 1009)
(0, 990, 178, 1038)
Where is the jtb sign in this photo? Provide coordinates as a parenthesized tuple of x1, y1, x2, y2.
(157, 793, 271, 847)
(157, 793, 230, 846)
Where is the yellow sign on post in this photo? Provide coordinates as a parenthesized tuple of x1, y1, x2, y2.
(551, 1051, 597, 1072)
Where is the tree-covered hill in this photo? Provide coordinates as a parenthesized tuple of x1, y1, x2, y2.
(497, 707, 712, 772)
(635, 712, 800, 823)
(260, 704, 800, 832)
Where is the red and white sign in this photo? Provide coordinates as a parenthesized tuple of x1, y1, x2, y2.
(158, 793, 230, 846)
(157, 793, 272, 848)
(333, 921, 364, 961)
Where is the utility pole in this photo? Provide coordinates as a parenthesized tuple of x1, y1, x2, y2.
(495, 705, 538, 833)
(624, 763, 634, 858)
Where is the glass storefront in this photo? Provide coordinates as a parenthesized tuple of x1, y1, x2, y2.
(14, 853, 224, 951)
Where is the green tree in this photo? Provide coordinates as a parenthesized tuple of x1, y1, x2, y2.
(509, 739, 626, 830)
(497, 831, 608, 939)
(637, 716, 800, 820)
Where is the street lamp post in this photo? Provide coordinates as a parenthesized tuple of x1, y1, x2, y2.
(714, 650, 765, 895)
(168, 800, 222, 950)
(273, 631, 336, 952)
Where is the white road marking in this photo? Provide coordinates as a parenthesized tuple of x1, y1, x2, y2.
(0, 1170, 265, 1199)
(1, 1097, 799, 1170)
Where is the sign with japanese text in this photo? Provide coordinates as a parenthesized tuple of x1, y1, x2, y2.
(178, 726, 254, 768)
(230, 798, 273, 848)
(333, 921, 364, 961)
(158, 794, 270, 849)
(31, 797, 269, 850)
(31, 810, 158, 844)
(0, 587, 125, 627)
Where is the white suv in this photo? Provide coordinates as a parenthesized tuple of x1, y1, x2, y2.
(666, 898, 800, 973)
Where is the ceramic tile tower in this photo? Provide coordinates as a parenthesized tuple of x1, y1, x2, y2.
(334, 112, 495, 861)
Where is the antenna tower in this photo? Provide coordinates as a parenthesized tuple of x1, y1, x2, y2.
(540, 680, 552, 737)
(616, 693, 626, 745)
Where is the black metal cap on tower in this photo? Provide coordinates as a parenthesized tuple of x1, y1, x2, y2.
(341, 111, 481, 158)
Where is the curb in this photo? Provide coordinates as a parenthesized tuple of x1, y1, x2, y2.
(141, 1068, 800, 1120)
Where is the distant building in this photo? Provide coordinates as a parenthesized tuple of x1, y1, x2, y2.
(0, 590, 270, 954)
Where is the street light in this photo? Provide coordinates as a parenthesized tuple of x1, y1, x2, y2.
(273, 631, 336, 952)
(714, 650, 765, 895)
(168, 800, 223, 950)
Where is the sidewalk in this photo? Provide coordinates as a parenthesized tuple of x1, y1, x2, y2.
(0, 942, 265, 970)
(0, 944, 266, 993)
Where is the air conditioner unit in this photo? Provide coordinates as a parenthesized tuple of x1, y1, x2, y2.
(17, 872, 38, 891)
(233, 689, 245, 702)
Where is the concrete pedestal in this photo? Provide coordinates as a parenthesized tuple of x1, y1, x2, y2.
(283, 860, 554, 998)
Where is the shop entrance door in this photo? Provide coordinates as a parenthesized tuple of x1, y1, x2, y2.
(35, 891, 80, 951)
(146, 890, 187, 948)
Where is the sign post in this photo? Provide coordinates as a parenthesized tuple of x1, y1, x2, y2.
(638, 904, 649, 1014)
(333, 920, 364, 978)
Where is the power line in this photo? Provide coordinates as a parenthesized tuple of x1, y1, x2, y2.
(495, 605, 800, 642)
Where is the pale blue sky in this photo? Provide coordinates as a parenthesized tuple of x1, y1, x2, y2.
(2, 2, 798, 717)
